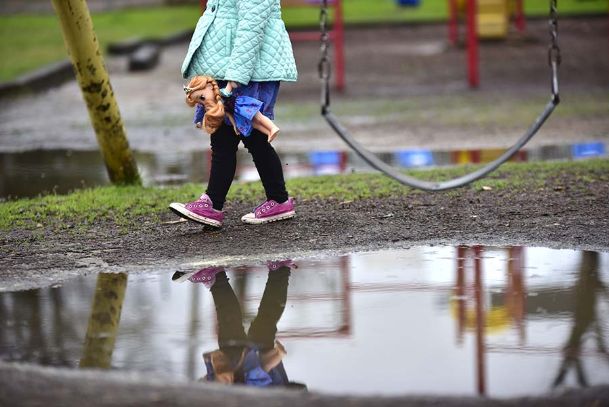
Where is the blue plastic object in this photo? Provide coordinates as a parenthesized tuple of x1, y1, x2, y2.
(309, 151, 342, 166)
(395, 149, 434, 168)
(309, 151, 343, 175)
(396, 0, 421, 7)
(571, 142, 606, 159)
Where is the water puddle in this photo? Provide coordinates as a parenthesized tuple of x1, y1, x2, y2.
(1, 245, 608, 397)
(0, 141, 605, 199)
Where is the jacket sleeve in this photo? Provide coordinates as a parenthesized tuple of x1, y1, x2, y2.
(223, 0, 273, 85)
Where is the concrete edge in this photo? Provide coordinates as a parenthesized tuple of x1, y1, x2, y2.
(1, 361, 608, 406)
(0, 29, 194, 100)
(0, 60, 74, 99)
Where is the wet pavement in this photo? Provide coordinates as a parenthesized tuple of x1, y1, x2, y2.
(2, 245, 608, 397)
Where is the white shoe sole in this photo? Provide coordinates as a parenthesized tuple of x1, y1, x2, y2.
(169, 203, 222, 228)
(241, 210, 295, 225)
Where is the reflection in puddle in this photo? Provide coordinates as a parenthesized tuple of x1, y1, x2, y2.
(1, 246, 608, 397)
(1, 141, 606, 199)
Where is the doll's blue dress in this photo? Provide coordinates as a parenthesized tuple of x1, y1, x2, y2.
(193, 81, 279, 137)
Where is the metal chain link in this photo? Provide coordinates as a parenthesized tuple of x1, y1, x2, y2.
(548, 0, 561, 66)
(319, 0, 331, 113)
(548, 0, 561, 102)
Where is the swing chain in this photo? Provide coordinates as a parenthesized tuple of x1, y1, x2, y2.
(548, 0, 561, 66)
(548, 0, 561, 101)
(319, 0, 331, 113)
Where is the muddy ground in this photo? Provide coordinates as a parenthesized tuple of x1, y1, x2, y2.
(1, 18, 609, 291)
(1, 168, 608, 292)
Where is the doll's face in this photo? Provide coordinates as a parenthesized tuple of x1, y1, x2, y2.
(190, 83, 216, 110)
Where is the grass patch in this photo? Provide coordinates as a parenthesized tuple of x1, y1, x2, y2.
(0, 5, 200, 82)
(2, 0, 607, 81)
(1, 158, 607, 231)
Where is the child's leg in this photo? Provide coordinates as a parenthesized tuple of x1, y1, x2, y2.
(206, 122, 240, 210)
(241, 130, 289, 203)
(210, 271, 247, 344)
(210, 271, 248, 365)
(247, 266, 291, 350)
(251, 112, 280, 142)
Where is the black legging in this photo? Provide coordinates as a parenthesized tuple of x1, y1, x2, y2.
(206, 122, 289, 210)
(210, 267, 291, 354)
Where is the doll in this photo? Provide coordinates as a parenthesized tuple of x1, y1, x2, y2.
(184, 75, 280, 142)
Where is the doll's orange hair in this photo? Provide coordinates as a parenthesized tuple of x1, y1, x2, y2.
(184, 75, 224, 135)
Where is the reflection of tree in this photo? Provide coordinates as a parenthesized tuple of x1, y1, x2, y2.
(80, 273, 128, 369)
(553, 251, 609, 388)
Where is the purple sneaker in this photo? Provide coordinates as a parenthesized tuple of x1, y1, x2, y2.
(188, 267, 224, 289)
(241, 198, 295, 225)
(169, 194, 224, 228)
(267, 259, 295, 271)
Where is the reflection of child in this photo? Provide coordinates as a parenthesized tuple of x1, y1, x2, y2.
(185, 75, 280, 142)
(175, 261, 304, 388)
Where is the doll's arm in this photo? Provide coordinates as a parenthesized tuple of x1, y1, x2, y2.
(226, 113, 240, 135)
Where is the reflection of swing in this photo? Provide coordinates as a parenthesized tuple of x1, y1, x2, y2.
(317, 0, 561, 191)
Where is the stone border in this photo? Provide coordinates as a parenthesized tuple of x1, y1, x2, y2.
(0, 60, 74, 99)
(0, 30, 193, 100)
(1, 361, 608, 406)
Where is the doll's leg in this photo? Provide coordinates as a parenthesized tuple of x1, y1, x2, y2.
(226, 113, 240, 135)
(206, 123, 240, 210)
(252, 112, 280, 143)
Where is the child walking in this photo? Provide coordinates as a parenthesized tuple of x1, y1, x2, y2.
(169, 0, 298, 228)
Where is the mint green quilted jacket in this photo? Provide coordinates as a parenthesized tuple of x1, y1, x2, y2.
(181, 0, 298, 84)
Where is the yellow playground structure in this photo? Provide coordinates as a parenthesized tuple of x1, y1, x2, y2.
(454, 0, 525, 39)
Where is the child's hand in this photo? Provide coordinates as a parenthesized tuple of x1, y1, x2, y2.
(219, 88, 232, 98)
(195, 122, 202, 129)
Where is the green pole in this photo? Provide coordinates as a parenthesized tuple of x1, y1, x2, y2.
(51, 0, 141, 185)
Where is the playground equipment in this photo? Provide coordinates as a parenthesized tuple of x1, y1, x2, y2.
(449, 0, 526, 42)
(448, 0, 527, 87)
(317, 0, 561, 192)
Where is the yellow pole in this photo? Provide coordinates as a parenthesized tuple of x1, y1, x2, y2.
(51, 0, 141, 185)
(80, 273, 128, 368)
